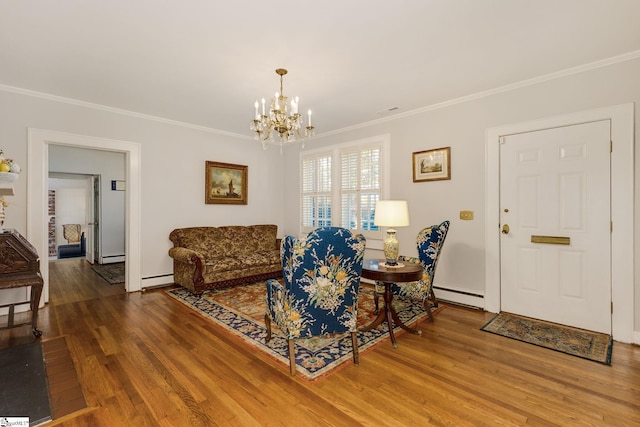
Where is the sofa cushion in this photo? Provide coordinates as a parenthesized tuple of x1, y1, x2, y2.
(240, 250, 281, 267)
(206, 250, 280, 273)
(170, 225, 277, 258)
(205, 257, 245, 273)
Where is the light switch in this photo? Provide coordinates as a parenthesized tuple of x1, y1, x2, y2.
(460, 210, 474, 220)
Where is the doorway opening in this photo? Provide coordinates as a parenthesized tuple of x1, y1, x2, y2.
(27, 129, 142, 304)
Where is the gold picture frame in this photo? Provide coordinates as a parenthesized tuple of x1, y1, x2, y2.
(412, 147, 451, 182)
(205, 161, 248, 205)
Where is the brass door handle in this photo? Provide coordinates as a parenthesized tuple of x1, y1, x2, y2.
(501, 224, 510, 235)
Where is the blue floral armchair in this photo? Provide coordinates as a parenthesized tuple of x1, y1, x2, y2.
(375, 221, 450, 322)
(265, 227, 366, 375)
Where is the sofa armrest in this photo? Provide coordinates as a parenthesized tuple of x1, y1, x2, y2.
(169, 247, 207, 290)
(169, 247, 204, 265)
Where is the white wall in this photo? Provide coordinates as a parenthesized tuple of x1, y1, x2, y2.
(281, 57, 640, 334)
(0, 89, 286, 284)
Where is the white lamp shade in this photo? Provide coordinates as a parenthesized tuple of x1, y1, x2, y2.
(374, 200, 410, 227)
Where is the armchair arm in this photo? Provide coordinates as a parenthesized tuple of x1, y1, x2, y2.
(265, 278, 285, 310)
(266, 278, 292, 333)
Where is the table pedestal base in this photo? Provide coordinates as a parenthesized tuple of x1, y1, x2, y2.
(361, 281, 421, 348)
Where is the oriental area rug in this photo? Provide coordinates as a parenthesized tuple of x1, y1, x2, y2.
(481, 312, 613, 365)
(91, 262, 125, 285)
(166, 281, 445, 381)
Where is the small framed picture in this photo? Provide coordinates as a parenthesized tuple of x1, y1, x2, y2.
(205, 161, 248, 204)
(412, 147, 451, 182)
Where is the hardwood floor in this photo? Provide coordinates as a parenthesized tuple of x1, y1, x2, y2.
(1, 258, 639, 426)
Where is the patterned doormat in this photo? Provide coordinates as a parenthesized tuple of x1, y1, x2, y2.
(91, 262, 125, 284)
(166, 281, 446, 381)
(481, 312, 613, 365)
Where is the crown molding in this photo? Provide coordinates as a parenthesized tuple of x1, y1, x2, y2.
(2, 49, 639, 141)
(0, 84, 250, 140)
(317, 49, 640, 139)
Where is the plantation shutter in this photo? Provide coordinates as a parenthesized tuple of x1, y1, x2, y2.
(301, 153, 332, 231)
(340, 145, 381, 238)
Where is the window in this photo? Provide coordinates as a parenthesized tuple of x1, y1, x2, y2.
(301, 153, 332, 229)
(340, 146, 380, 235)
(301, 135, 388, 240)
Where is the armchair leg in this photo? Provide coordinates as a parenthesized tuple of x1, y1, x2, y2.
(428, 288, 439, 308)
(423, 300, 434, 323)
(351, 332, 359, 366)
(264, 314, 272, 343)
(288, 339, 296, 376)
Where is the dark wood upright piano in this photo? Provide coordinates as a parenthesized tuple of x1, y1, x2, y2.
(0, 229, 44, 337)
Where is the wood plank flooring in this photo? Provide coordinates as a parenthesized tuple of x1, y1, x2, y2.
(1, 258, 639, 426)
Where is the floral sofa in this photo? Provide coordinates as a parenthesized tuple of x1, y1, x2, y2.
(168, 224, 282, 294)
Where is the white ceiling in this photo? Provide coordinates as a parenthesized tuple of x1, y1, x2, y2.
(1, 1, 639, 139)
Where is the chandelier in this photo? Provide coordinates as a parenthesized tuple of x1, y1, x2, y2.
(250, 68, 315, 149)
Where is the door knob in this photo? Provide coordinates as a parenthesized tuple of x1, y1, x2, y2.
(501, 224, 510, 235)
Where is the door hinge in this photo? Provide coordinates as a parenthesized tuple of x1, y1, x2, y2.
(611, 221, 613, 233)
(610, 140, 613, 153)
(611, 301, 614, 314)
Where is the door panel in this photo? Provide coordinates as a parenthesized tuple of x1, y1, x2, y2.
(500, 120, 611, 334)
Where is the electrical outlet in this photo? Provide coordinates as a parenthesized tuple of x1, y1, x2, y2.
(460, 210, 474, 220)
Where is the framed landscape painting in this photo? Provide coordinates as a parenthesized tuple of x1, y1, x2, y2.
(412, 146, 451, 182)
(205, 161, 248, 204)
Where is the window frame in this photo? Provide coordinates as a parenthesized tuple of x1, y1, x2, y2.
(300, 134, 390, 241)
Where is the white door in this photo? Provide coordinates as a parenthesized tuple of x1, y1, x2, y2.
(499, 120, 611, 334)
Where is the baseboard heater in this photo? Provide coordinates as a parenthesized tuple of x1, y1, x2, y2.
(100, 254, 125, 264)
(142, 273, 174, 290)
(433, 286, 484, 299)
(433, 286, 485, 310)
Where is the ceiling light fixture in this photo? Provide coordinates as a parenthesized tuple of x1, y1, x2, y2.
(250, 68, 315, 150)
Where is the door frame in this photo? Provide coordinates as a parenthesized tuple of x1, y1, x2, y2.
(85, 174, 99, 264)
(27, 129, 142, 303)
(485, 103, 634, 343)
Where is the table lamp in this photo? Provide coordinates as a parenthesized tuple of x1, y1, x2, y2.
(374, 200, 410, 266)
